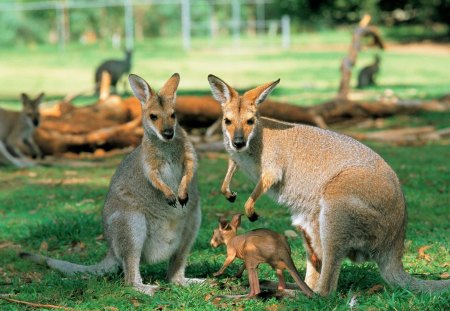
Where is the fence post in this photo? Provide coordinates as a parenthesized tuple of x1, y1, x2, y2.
(124, 0, 134, 50)
(232, 0, 241, 47)
(181, 0, 191, 50)
(56, 3, 65, 51)
(281, 15, 290, 49)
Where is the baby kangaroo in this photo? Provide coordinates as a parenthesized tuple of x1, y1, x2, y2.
(21, 73, 201, 295)
(207, 74, 450, 296)
(210, 214, 314, 298)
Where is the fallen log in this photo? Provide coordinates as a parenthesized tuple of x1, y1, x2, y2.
(34, 94, 450, 155)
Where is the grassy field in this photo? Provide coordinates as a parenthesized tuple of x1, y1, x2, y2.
(0, 29, 449, 310)
(0, 142, 449, 310)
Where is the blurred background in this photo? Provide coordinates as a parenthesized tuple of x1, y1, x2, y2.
(0, 0, 449, 108)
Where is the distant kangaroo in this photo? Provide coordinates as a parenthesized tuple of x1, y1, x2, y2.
(357, 55, 380, 88)
(21, 73, 202, 295)
(0, 93, 44, 167)
(207, 74, 450, 296)
(210, 213, 314, 298)
(95, 50, 132, 94)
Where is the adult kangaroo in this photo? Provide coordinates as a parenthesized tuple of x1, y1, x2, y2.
(207, 74, 450, 296)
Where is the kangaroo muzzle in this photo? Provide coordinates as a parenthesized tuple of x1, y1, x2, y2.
(232, 129, 246, 150)
(162, 128, 174, 140)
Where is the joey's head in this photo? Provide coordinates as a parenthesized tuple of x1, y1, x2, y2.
(208, 74, 280, 152)
(210, 213, 242, 248)
(21, 92, 44, 127)
(128, 73, 180, 142)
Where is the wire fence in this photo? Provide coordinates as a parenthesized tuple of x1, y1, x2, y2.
(0, 0, 291, 51)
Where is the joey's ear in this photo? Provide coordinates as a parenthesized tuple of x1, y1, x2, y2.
(230, 213, 242, 229)
(207, 74, 238, 105)
(21, 93, 30, 105)
(128, 74, 155, 105)
(35, 92, 45, 105)
(219, 217, 230, 230)
(243, 79, 280, 105)
(158, 73, 180, 98)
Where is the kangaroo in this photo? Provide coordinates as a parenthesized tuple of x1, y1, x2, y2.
(357, 55, 380, 88)
(207, 74, 450, 296)
(211, 213, 314, 298)
(0, 93, 44, 167)
(95, 50, 132, 94)
(20, 73, 202, 295)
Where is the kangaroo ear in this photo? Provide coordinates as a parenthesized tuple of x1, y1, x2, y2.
(219, 217, 230, 230)
(243, 79, 280, 105)
(21, 93, 30, 105)
(208, 74, 238, 105)
(158, 73, 180, 98)
(35, 92, 45, 105)
(230, 213, 242, 229)
(128, 74, 155, 105)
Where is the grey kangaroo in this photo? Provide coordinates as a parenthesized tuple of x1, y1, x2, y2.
(0, 93, 44, 167)
(21, 73, 202, 295)
(207, 74, 450, 296)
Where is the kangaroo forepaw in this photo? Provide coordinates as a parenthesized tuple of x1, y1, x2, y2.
(178, 194, 189, 207)
(226, 192, 237, 202)
(247, 212, 259, 222)
(166, 194, 178, 208)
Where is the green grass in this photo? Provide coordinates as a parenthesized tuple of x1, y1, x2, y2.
(0, 140, 449, 310)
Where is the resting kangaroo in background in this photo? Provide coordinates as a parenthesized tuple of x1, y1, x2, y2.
(0, 93, 44, 167)
(21, 73, 202, 295)
(357, 55, 380, 88)
(207, 74, 450, 296)
(210, 214, 314, 298)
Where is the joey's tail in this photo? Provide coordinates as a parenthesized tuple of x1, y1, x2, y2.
(19, 249, 119, 276)
(284, 258, 314, 298)
(378, 255, 450, 294)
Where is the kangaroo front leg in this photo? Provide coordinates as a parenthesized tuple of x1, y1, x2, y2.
(221, 159, 238, 202)
(148, 169, 177, 207)
(244, 171, 279, 221)
(213, 252, 237, 276)
(25, 137, 43, 159)
(177, 144, 196, 207)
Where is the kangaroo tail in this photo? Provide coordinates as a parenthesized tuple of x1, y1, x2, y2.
(379, 256, 450, 294)
(284, 258, 314, 298)
(19, 249, 119, 276)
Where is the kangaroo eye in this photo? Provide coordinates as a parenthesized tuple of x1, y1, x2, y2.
(170, 112, 176, 119)
(150, 114, 158, 121)
(224, 118, 232, 125)
(247, 118, 255, 125)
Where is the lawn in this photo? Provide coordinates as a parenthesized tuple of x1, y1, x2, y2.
(0, 141, 449, 310)
(0, 29, 449, 310)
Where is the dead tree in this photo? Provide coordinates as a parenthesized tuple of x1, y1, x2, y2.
(338, 14, 384, 99)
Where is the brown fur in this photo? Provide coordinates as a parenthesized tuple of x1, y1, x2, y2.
(207, 74, 450, 296)
(0, 93, 44, 167)
(210, 214, 314, 298)
(20, 74, 201, 295)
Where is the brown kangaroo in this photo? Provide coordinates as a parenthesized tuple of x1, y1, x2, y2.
(20, 73, 202, 295)
(207, 74, 450, 296)
(210, 213, 314, 298)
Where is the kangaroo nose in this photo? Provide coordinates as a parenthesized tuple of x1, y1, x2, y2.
(162, 128, 174, 139)
(33, 119, 39, 126)
(233, 137, 246, 149)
